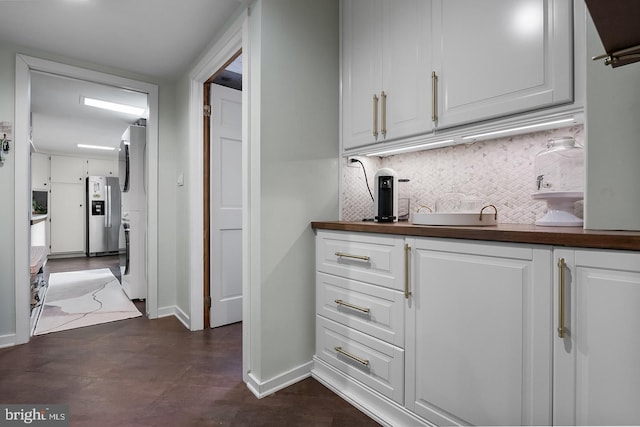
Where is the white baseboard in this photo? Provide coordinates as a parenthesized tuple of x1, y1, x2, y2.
(157, 305, 190, 329)
(174, 305, 189, 328)
(312, 357, 431, 427)
(246, 360, 313, 399)
(0, 333, 17, 348)
(156, 305, 175, 318)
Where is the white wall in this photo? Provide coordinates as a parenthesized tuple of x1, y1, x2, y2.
(171, 74, 191, 318)
(0, 43, 17, 341)
(247, 0, 339, 386)
(0, 42, 179, 344)
(585, 14, 640, 231)
(156, 82, 179, 311)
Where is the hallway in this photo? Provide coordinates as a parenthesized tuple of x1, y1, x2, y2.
(3, 258, 378, 426)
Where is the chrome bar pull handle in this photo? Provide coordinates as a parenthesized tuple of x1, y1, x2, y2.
(431, 71, 438, 122)
(381, 91, 387, 138)
(557, 257, 566, 338)
(335, 251, 370, 262)
(335, 346, 369, 366)
(404, 243, 412, 299)
(335, 299, 370, 314)
(373, 94, 379, 139)
(105, 185, 112, 228)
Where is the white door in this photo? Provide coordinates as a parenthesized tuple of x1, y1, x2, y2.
(50, 182, 85, 254)
(210, 83, 243, 328)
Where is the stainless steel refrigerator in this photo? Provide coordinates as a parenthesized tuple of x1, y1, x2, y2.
(86, 176, 121, 256)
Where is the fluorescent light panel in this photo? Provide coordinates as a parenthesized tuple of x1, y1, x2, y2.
(362, 116, 577, 157)
(462, 118, 575, 141)
(77, 144, 116, 151)
(366, 139, 455, 157)
(82, 97, 146, 116)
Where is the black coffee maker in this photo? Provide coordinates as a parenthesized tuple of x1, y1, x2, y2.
(374, 168, 398, 222)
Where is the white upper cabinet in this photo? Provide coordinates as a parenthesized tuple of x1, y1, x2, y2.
(341, 0, 576, 152)
(87, 158, 117, 177)
(31, 152, 50, 190)
(433, 0, 573, 129)
(342, 0, 433, 150)
(50, 155, 85, 184)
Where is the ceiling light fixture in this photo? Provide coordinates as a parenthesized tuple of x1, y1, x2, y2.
(82, 96, 146, 116)
(77, 144, 116, 151)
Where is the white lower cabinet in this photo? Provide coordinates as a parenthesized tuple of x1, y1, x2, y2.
(316, 316, 405, 404)
(314, 230, 420, 425)
(50, 182, 85, 254)
(314, 230, 640, 426)
(553, 249, 640, 426)
(406, 237, 552, 426)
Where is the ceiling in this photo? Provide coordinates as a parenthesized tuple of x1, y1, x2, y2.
(0, 0, 244, 80)
(30, 71, 149, 158)
(0, 0, 245, 159)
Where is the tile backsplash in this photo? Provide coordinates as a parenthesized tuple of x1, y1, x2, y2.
(342, 125, 584, 224)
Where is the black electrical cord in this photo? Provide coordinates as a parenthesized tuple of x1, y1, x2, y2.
(351, 159, 374, 202)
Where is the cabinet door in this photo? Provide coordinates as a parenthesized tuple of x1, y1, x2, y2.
(342, 0, 433, 151)
(381, 0, 433, 143)
(87, 158, 116, 177)
(50, 183, 85, 254)
(406, 238, 552, 426)
(31, 152, 50, 190)
(342, 0, 383, 150)
(50, 155, 86, 184)
(433, 0, 573, 129)
(554, 249, 640, 426)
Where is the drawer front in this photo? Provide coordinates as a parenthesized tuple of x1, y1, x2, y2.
(316, 230, 405, 290)
(317, 272, 404, 347)
(316, 316, 404, 404)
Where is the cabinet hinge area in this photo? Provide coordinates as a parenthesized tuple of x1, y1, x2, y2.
(203, 105, 212, 117)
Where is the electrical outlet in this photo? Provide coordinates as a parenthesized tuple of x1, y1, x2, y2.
(347, 156, 362, 167)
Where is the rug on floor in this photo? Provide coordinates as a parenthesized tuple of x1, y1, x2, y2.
(34, 268, 141, 335)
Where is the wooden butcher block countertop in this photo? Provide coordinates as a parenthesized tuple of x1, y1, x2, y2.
(311, 221, 640, 252)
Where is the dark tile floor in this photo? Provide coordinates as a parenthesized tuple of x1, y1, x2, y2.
(2, 256, 379, 426)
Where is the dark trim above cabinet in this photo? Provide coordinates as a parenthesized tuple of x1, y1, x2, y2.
(586, 0, 640, 68)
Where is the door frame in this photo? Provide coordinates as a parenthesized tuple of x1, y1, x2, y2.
(14, 54, 159, 344)
(186, 9, 248, 376)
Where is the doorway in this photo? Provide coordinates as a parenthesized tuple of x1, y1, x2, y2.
(14, 54, 160, 344)
(28, 70, 148, 334)
(204, 53, 243, 328)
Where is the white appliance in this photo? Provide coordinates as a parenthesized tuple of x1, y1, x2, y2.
(119, 125, 147, 300)
(86, 176, 121, 256)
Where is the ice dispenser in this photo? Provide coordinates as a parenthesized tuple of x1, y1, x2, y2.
(532, 137, 584, 226)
